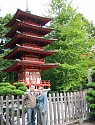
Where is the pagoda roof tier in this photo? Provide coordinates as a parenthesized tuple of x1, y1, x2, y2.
(5, 20, 53, 38)
(4, 32, 54, 49)
(3, 46, 56, 59)
(3, 61, 56, 72)
(6, 9, 52, 27)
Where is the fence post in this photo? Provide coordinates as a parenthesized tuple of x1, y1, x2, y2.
(0, 96, 3, 125)
(49, 93, 53, 125)
(22, 95, 25, 125)
(6, 96, 9, 125)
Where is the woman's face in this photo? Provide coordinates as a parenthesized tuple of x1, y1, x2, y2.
(38, 87, 43, 94)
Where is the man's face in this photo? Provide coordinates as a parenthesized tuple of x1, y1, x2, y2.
(30, 86, 35, 92)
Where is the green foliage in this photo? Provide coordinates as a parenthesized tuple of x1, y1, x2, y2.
(87, 89, 95, 98)
(87, 82, 95, 89)
(11, 89, 24, 96)
(7, 85, 16, 90)
(14, 82, 27, 91)
(86, 68, 95, 119)
(86, 95, 94, 102)
(0, 87, 12, 96)
(89, 104, 95, 109)
(14, 82, 26, 88)
(0, 82, 27, 97)
(86, 88, 95, 118)
(0, 82, 10, 87)
(0, 14, 13, 82)
(42, 0, 95, 92)
(18, 86, 27, 92)
(91, 70, 95, 77)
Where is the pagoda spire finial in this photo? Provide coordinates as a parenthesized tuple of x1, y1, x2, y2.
(25, 0, 31, 13)
(26, 0, 28, 11)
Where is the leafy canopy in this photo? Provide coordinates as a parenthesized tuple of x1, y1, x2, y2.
(42, 0, 95, 92)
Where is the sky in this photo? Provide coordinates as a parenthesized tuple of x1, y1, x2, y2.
(0, 0, 51, 16)
(0, 0, 95, 25)
(72, 0, 95, 24)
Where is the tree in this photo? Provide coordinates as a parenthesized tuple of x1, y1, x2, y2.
(42, 0, 95, 92)
(0, 14, 13, 82)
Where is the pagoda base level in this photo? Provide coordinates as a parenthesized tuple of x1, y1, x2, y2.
(17, 80, 51, 89)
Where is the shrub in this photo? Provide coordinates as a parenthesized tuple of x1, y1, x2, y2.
(0, 82, 10, 87)
(14, 82, 26, 89)
(86, 67, 95, 120)
(91, 70, 95, 77)
(86, 86, 95, 119)
(6, 85, 16, 90)
(11, 89, 24, 96)
(88, 82, 95, 89)
(18, 86, 27, 92)
(0, 82, 27, 96)
(0, 87, 12, 96)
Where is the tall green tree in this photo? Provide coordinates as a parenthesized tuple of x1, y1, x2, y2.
(0, 14, 13, 82)
(42, 0, 95, 92)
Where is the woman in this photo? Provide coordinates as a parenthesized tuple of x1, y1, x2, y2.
(36, 86, 47, 125)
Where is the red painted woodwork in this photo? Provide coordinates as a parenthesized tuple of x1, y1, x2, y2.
(5, 21, 53, 38)
(3, 46, 56, 60)
(3, 9, 56, 88)
(6, 9, 52, 27)
(4, 33, 54, 49)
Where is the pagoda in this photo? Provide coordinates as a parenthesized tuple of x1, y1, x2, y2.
(3, 9, 56, 89)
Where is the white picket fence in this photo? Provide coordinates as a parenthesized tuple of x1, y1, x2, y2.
(0, 90, 89, 125)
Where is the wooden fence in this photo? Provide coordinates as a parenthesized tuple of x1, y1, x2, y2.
(0, 90, 89, 125)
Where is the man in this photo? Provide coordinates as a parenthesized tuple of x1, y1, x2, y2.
(24, 85, 36, 125)
(36, 86, 47, 125)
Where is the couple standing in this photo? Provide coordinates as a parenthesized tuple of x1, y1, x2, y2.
(24, 85, 47, 125)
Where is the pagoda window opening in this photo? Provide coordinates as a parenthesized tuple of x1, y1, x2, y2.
(25, 71, 41, 85)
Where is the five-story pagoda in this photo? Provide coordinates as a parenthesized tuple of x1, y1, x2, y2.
(3, 9, 56, 89)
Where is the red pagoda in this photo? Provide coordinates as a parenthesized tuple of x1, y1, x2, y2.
(3, 9, 56, 89)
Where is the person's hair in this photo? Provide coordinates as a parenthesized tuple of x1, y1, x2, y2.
(30, 85, 35, 88)
(38, 86, 43, 90)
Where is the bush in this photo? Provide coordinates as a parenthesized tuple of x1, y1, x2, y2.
(11, 89, 24, 96)
(18, 86, 27, 91)
(88, 82, 95, 89)
(14, 82, 26, 89)
(86, 88, 95, 119)
(91, 70, 95, 77)
(86, 67, 95, 120)
(6, 85, 16, 90)
(0, 87, 12, 96)
(0, 82, 10, 87)
(0, 82, 27, 96)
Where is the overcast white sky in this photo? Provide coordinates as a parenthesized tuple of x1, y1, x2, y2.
(0, 0, 95, 24)
(0, 0, 51, 16)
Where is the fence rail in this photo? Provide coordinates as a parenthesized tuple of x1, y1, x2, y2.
(0, 90, 89, 125)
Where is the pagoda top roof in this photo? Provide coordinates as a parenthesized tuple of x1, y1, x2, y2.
(3, 46, 56, 59)
(4, 32, 54, 49)
(6, 9, 52, 27)
(5, 20, 53, 38)
(3, 61, 56, 72)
